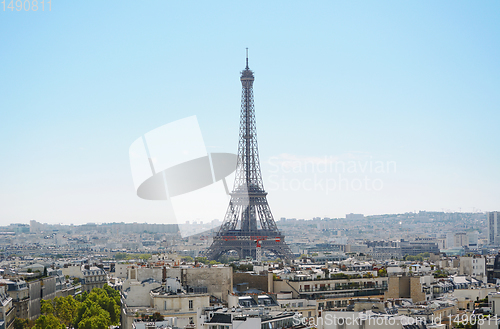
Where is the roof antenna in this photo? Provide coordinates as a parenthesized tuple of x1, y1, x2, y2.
(246, 48, 249, 69)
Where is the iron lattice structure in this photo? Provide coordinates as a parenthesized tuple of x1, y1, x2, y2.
(206, 55, 293, 261)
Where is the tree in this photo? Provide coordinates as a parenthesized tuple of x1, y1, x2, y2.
(152, 312, 164, 321)
(80, 286, 121, 325)
(114, 252, 128, 260)
(103, 284, 121, 307)
(77, 303, 111, 329)
(331, 273, 348, 280)
(195, 257, 209, 264)
(182, 256, 194, 262)
(13, 318, 29, 329)
(33, 285, 121, 329)
(139, 254, 152, 261)
(434, 269, 449, 278)
(33, 314, 65, 329)
(54, 296, 80, 327)
(40, 299, 54, 315)
(238, 264, 253, 272)
(75, 300, 111, 329)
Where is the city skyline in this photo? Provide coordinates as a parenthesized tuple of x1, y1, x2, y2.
(1, 1, 500, 226)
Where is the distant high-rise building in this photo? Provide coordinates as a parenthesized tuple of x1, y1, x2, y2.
(446, 232, 455, 248)
(454, 232, 468, 248)
(346, 213, 364, 220)
(30, 220, 42, 234)
(489, 212, 500, 245)
(467, 231, 479, 249)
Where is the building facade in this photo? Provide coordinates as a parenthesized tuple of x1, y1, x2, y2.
(0, 285, 14, 329)
(82, 266, 107, 292)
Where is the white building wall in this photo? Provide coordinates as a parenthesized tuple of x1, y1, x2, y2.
(61, 265, 84, 279)
(459, 257, 486, 278)
(122, 281, 161, 307)
(115, 264, 129, 279)
(151, 294, 209, 312)
(453, 288, 495, 301)
(490, 292, 500, 317)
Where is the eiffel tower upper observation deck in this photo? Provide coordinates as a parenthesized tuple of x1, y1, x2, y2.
(206, 51, 293, 260)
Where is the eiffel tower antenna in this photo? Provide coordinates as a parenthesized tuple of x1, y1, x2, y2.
(246, 47, 249, 69)
(206, 51, 293, 261)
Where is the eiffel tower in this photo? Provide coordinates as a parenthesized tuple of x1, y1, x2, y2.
(206, 51, 293, 261)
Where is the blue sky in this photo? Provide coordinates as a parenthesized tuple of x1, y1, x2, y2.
(1, 1, 499, 225)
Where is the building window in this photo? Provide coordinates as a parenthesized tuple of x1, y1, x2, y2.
(189, 300, 193, 310)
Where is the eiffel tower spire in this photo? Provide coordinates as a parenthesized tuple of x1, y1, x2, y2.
(206, 52, 293, 260)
